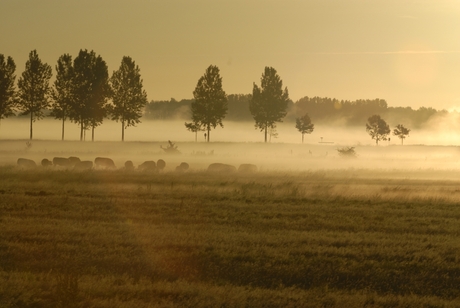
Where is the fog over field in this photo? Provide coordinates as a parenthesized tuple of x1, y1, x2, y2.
(2, 118, 460, 177)
(3, 117, 460, 145)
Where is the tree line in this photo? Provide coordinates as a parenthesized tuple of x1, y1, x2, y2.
(0, 50, 444, 143)
(146, 96, 444, 130)
(0, 50, 147, 141)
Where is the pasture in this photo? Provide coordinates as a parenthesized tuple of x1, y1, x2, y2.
(1, 140, 460, 307)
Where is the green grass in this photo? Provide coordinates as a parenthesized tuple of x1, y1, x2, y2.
(1, 167, 460, 307)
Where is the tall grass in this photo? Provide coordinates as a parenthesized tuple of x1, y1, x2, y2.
(1, 167, 460, 307)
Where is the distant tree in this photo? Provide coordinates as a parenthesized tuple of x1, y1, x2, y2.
(250, 67, 289, 142)
(144, 98, 193, 120)
(295, 113, 314, 143)
(185, 121, 203, 142)
(226, 94, 253, 121)
(110, 56, 148, 141)
(393, 124, 411, 145)
(191, 65, 227, 142)
(0, 54, 17, 134)
(366, 114, 390, 145)
(71, 50, 111, 141)
(17, 50, 52, 140)
(51, 54, 74, 141)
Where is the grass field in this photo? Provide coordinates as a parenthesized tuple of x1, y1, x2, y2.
(1, 141, 460, 307)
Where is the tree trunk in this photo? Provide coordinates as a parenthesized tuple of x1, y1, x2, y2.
(302, 133, 304, 144)
(61, 117, 65, 141)
(92, 126, 95, 142)
(80, 122, 84, 141)
(195, 131, 197, 142)
(121, 119, 125, 142)
(207, 127, 210, 142)
(264, 126, 267, 143)
(29, 111, 33, 140)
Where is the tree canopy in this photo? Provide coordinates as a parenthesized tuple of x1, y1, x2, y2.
(366, 114, 390, 145)
(191, 65, 227, 142)
(110, 56, 148, 141)
(17, 50, 52, 140)
(0, 54, 17, 125)
(250, 67, 289, 142)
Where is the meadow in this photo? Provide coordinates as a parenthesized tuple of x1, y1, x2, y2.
(1, 140, 460, 307)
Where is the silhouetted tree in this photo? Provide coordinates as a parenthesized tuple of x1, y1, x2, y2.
(366, 114, 390, 145)
(71, 50, 111, 141)
(110, 56, 148, 141)
(393, 124, 410, 145)
(250, 67, 289, 142)
(51, 54, 73, 141)
(295, 113, 314, 143)
(191, 65, 227, 142)
(185, 121, 203, 142)
(0, 54, 17, 135)
(17, 50, 52, 140)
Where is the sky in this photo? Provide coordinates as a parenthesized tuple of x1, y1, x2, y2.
(1, 0, 460, 110)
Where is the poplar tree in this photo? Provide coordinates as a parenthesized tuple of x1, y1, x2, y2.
(110, 56, 148, 141)
(0, 54, 17, 135)
(191, 65, 227, 142)
(51, 54, 73, 141)
(17, 50, 52, 140)
(72, 49, 110, 141)
(250, 67, 289, 142)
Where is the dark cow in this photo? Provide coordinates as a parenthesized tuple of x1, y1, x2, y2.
(124, 160, 135, 171)
(94, 157, 116, 169)
(68, 156, 81, 166)
(53, 157, 72, 167)
(175, 162, 189, 172)
(138, 160, 157, 172)
(17, 158, 37, 169)
(207, 163, 237, 173)
(73, 161, 93, 171)
(41, 158, 53, 167)
(238, 164, 258, 173)
(156, 159, 166, 171)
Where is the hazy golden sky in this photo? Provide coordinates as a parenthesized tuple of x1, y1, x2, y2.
(2, 0, 460, 110)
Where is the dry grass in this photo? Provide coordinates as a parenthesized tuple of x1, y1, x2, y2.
(1, 166, 460, 307)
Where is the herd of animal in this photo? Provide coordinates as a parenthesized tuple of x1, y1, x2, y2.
(15, 157, 258, 173)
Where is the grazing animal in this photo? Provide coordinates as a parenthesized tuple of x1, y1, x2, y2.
(138, 160, 157, 172)
(94, 157, 116, 169)
(73, 161, 93, 171)
(41, 158, 53, 167)
(17, 158, 37, 169)
(238, 164, 258, 173)
(207, 163, 237, 173)
(156, 159, 166, 171)
(68, 156, 81, 166)
(53, 157, 72, 167)
(175, 162, 189, 172)
(124, 160, 135, 171)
